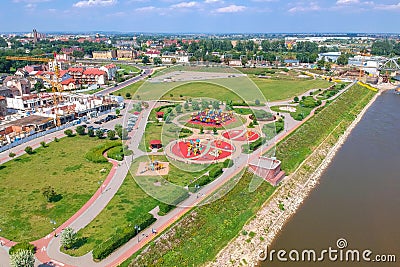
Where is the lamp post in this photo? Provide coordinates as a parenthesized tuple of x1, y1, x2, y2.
(98, 180, 103, 193)
(50, 219, 56, 237)
(134, 225, 141, 243)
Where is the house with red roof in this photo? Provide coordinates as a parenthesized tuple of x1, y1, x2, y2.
(145, 50, 161, 59)
(100, 64, 117, 80)
(61, 78, 79, 91)
(82, 68, 106, 85)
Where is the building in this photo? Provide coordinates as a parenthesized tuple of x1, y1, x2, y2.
(0, 96, 7, 117)
(3, 76, 31, 96)
(61, 78, 79, 91)
(117, 49, 137, 60)
(318, 52, 342, 62)
(100, 64, 118, 80)
(150, 140, 162, 150)
(82, 69, 106, 85)
(61, 46, 83, 55)
(92, 50, 117, 60)
(145, 50, 161, 59)
(248, 156, 285, 186)
(284, 59, 300, 67)
(68, 67, 84, 82)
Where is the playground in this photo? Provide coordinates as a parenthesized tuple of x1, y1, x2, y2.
(169, 138, 235, 162)
(222, 129, 260, 142)
(189, 109, 235, 128)
(136, 160, 170, 176)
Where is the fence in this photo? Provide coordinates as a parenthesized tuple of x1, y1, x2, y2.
(0, 124, 70, 153)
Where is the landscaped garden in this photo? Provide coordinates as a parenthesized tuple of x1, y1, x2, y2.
(0, 135, 114, 241)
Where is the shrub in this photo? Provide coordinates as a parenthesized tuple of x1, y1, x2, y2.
(42, 186, 61, 202)
(95, 129, 104, 139)
(24, 146, 33, 155)
(107, 145, 124, 161)
(9, 152, 16, 158)
(125, 92, 131, 99)
(76, 126, 86, 136)
(64, 129, 74, 137)
(223, 159, 234, 168)
(85, 141, 121, 163)
(255, 99, 261, 105)
(294, 96, 299, 103)
(9, 242, 35, 255)
(88, 128, 95, 137)
(10, 250, 35, 267)
(54, 137, 59, 142)
(92, 214, 156, 260)
(209, 165, 223, 178)
(107, 130, 116, 140)
(158, 202, 174, 216)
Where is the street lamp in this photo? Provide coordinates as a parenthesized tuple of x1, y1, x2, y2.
(134, 225, 141, 243)
(50, 219, 57, 237)
(98, 180, 103, 193)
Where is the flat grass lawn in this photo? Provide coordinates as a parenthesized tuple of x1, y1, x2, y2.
(0, 136, 112, 241)
(116, 64, 140, 74)
(252, 78, 331, 101)
(128, 171, 276, 267)
(161, 82, 243, 102)
(113, 80, 144, 97)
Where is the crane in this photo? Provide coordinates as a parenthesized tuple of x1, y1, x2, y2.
(6, 53, 65, 126)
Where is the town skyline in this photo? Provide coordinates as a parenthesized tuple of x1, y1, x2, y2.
(2, 0, 400, 33)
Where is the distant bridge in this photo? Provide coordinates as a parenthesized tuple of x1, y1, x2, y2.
(379, 57, 400, 72)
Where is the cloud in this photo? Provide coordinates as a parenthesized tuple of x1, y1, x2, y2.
(336, 0, 359, 4)
(73, 0, 117, 8)
(204, 0, 221, 3)
(288, 2, 321, 13)
(374, 2, 400, 10)
(135, 5, 157, 12)
(13, 0, 51, 2)
(171, 1, 198, 8)
(215, 4, 246, 13)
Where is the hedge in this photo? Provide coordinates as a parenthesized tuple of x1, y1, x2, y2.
(9, 242, 35, 255)
(92, 214, 156, 261)
(85, 141, 121, 163)
(209, 165, 224, 178)
(223, 159, 234, 168)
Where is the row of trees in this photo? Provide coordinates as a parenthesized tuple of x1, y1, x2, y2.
(371, 40, 400, 56)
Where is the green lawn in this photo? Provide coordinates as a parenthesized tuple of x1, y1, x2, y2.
(127, 171, 275, 267)
(252, 78, 331, 101)
(113, 80, 144, 98)
(116, 64, 140, 74)
(0, 136, 112, 241)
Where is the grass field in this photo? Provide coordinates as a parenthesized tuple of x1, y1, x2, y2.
(63, 155, 215, 257)
(113, 80, 144, 97)
(274, 84, 376, 174)
(252, 78, 331, 101)
(0, 136, 112, 241)
(116, 64, 140, 74)
(128, 171, 275, 267)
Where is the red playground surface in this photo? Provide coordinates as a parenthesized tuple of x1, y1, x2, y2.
(170, 139, 234, 162)
(188, 109, 235, 128)
(222, 130, 260, 142)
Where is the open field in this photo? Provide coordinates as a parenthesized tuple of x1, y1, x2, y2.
(116, 64, 140, 74)
(127, 171, 275, 267)
(113, 80, 144, 97)
(0, 136, 112, 241)
(274, 84, 376, 174)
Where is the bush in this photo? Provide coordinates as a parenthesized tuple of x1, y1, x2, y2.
(64, 129, 74, 137)
(9, 242, 35, 255)
(9, 152, 16, 158)
(88, 128, 95, 137)
(85, 141, 121, 163)
(125, 92, 131, 99)
(54, 137, 59, 142)
(209, 165, 223, 178)
(107, 145, 124, 161)
(76, 126, 86, 136)
(255, 99, 261, 105)
(158, 202, 174, 216)
(24, 146, 33, 155)
(92, 214, 156, 260)
(294, 96, 299, 103)
(223, 159, 234, 168)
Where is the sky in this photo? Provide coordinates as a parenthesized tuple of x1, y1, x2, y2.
(1, 0, 400, 33)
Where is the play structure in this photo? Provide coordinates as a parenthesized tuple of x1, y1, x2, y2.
(136, 157, 170, 176)
(222, 130, 260, 142)
(190, 109, 234, 127)
(169, 138, 235, 162)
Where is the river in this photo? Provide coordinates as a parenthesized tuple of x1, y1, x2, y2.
(262, 90, 400, 267)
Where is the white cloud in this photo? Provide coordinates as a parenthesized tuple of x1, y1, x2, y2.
(135, 5, 157, 12)
(215, 4, 246, 13)
(288, 2, 321, 13)
(336, 0, 359, 4)
(204, 0, 221, 3)
(73, 0, 117, 8)
(374, 2, 400, 10)
(13, 0, 51, 2)
(171, 1, 198, 8)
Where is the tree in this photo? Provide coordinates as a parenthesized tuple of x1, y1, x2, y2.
(317, 58, 325, 69)
(40, 141, 47, 148)
(34, 81, 44, 92)
(199, 126, 204, 134)
(241, 56, 248, 67)
(142, 56, 150, 64)
(325, 61, 332, 72)
(115, 109, 121, 116)
(153, 57, 162, 65)
(336, 54, 349, 66)
(120, 128, 128, 140)
(255, 99, 261, 106)
(115, 124, 123, 138)
(72, 50, 84, 58)
(192, 100, 200, 110)
(294, 96, 299, 103)
(60, 227, 77, 250)
(42, 186, 58, 202)
(107, 130, 116, 140)
(9, 152, 16, 158)
(10, 250, 35, 267)
(213, 127, 218, 135)
(24, 146, 33, 155)
(95, 129, 104, 139)
(76, 125, 86, 135)
(125, 92, 131, 99)
(212, 101, 220, 110)
(171, 58, 177, 64)
(64, 129, 74, 137)
(88, 128, 95, 137)
(184, 102, 189, 110)
(175, 104, 182, 113)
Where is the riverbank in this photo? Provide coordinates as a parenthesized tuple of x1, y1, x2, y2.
(208, 87, 380, 267)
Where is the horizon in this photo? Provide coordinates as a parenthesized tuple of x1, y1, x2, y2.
(1, 0, 400, 33)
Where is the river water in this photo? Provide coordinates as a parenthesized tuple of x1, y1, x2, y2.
(262, 90, 400, 267)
